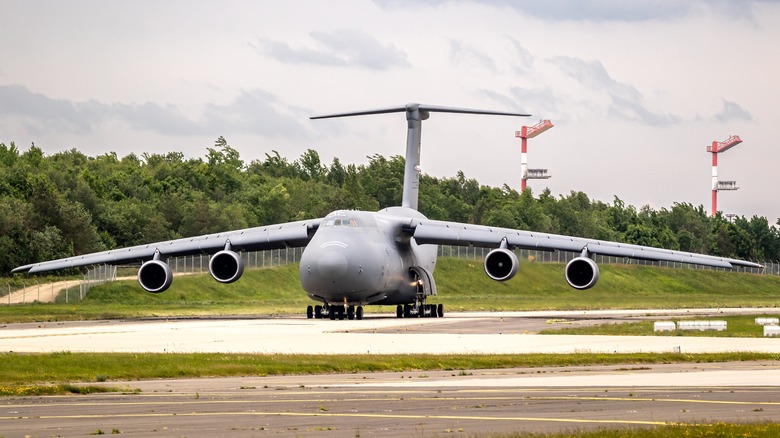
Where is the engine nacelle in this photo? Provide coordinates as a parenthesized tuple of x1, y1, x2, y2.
(209, 250, 244, 283)
(484, 248, 519, 281)
(138, 259, 173, 293)
(565, 256, 600, 290)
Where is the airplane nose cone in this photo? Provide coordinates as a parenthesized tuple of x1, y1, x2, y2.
(317, 251, 348, 279)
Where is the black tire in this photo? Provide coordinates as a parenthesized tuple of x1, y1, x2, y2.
(404, 304, 411, 318)
(329, 309, 336, 320)
(347, 306, 355, 320)
(314, 305, 322, 319)
(396, 305, 403, 318)
(437, 303, 444, 317)
(338, 307, 345, 320)
(306, 306, 313, 319)
(356, 306, 364, 320)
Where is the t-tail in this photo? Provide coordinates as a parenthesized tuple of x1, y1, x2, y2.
(311, 103, 530, 211)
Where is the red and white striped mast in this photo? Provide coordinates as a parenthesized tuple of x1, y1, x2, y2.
(706, 135, 742, 216)
(515, 119, 553, 192)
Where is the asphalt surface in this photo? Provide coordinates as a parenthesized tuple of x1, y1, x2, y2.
(3, 310, 780, 437)
(4, 309, 780, 354)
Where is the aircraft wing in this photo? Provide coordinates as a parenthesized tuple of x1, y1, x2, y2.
(12, 218, 322, 275)
(408, 219, 763, 270)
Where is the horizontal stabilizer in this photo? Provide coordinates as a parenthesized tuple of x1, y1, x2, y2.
(311, 103, 530, 119)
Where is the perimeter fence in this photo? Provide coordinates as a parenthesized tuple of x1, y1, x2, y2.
(3, 245, 777, 304)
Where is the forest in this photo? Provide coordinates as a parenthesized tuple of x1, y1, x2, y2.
(1, 137, 778, 275)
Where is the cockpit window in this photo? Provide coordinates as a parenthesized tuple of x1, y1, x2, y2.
(323, 214, 359, 228)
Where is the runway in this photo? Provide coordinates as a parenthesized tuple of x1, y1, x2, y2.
(4, 364, 780, 437)
(3, 309, 780, 354)
(2, 310, 780, 436)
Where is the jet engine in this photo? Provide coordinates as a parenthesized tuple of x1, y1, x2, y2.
(138, 259, 173, 293)
(484, 248, 519, 281)
(564, 256, 600, 290)
(209, 250, 244, 283)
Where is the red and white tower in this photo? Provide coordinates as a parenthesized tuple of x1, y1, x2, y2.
(706, 135, 742, 216)
(515, 119, 553, 192)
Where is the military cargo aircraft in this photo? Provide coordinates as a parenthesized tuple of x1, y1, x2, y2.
(12, 103, 762, 320)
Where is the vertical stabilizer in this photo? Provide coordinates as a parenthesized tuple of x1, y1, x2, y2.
(311, 103, 529, 210)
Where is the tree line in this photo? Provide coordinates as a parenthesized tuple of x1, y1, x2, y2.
(1, 137, 778, 274)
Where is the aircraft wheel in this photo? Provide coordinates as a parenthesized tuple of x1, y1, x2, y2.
(306, 305, 313, 319)
(329, 309, 336, 320)
(314, 305, 323, 319)
(430, 304, 437, 318)
(396, 305, 403, 318)
(437, 304, 444, 317)
(356, 306, 364, 320)
(347, 306, 355, 320)
(403, 304, 411, 318)
(338, 307, 345, 320)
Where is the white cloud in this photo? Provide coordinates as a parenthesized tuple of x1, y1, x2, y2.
(0, 85, 99, 134)
(0, 85, 308, 138)
(715, 100, 753, 123)
(448, 40, 497, 72)
(374, 0, 773, 22)
(257, 29, 410, 70)
(550, 56, 680, 125)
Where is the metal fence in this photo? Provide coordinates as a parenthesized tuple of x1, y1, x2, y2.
(165, 247, 306, 275)
(3, 245, 776, 304)
(438, 246, 771, 276)
(3, 265, 117, 304)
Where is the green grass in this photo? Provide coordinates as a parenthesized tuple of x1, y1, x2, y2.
(434, 259, 780, 311)
(1, 351, 778, 396)
(541, 314, 780, 337)
(483, 423, 780, 438)
(3, 258, 780, 323)
(0, 383, 129, 397)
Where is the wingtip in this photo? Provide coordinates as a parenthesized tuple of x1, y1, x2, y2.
(10, 265, 32, 274)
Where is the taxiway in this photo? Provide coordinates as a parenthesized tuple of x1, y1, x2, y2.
(2, 310, 780, 436)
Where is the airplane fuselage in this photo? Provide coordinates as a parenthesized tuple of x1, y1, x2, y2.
(299, 207, 437, 306)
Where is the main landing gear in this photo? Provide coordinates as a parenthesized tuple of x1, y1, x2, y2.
(395, 268, 443, 318)
(306, 303, 364, 320)
(395, 303, 443, 318)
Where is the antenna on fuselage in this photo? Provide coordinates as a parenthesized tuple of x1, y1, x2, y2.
(311, 103, 530, 211)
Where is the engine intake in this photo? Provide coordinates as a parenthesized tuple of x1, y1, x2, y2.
(565, 256, 600, 290)
(209, 250, 244, 283)
(484, 248, 519, 281)
(138, 259, 173, 293)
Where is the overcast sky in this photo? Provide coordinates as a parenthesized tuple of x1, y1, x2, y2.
(2, 0, 778, 222)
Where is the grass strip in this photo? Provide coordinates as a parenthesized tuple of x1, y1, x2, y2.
(482, 423, 780, 438)
(2, 351, 779, 396)
(540, 314, 780, 337)
(0, 384, 133, 397)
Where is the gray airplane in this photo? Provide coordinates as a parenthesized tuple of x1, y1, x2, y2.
(12, 103, 762, 320)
